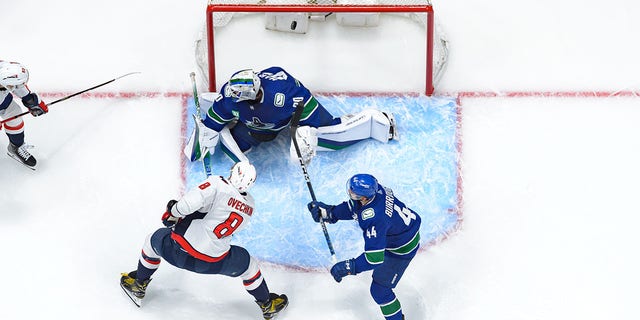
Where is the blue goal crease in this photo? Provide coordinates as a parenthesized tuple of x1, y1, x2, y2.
(183, 95, 460, 268)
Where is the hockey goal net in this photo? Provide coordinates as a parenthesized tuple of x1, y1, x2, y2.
(195, 0, 448, 96)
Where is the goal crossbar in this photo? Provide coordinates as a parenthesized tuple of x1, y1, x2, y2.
(206, 4, 436, 95)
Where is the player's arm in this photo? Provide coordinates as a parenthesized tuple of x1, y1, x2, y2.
(162, 178, 219, 226)
(175, 178, 219, 217)
(184, 92, 231, 161)
(329, 217, 389, 282)
(352, 218, 390, 272)
(201, 90, 234, 132)
(2, 66, 48, 117)
(306, 200, 356, 224)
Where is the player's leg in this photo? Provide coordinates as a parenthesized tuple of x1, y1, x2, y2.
(370, 255, 414, 320)
(0, 99, 36, 168)
(316, 109, 397, 151)
(120, 228, 170, 306)
(187, 245, 288, 319)
(220, 122, 275, 163)
(232, 250, 289, 320)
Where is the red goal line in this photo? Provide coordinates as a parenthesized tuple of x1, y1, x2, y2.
(455, 90, 640, 99)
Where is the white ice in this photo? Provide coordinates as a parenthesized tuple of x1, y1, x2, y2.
(2, 1, 640, 319)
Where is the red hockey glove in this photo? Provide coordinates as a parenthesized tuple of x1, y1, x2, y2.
(161, 200, 179, 227)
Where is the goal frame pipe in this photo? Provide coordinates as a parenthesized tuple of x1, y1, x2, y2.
(206, 4, 435, 95)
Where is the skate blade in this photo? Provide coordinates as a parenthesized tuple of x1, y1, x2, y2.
(266, 300, 289, 320)
(120, 283, 142, 308)
(6, 152, 36, 170)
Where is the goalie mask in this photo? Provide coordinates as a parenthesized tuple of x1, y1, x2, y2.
(347, 174, 378, 201)
(228, 161, 257, 193)
(0, 61, 29, 87)
(228, 69, 261, 102)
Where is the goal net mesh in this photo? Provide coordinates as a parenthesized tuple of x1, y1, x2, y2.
(195, 0, 448, 95)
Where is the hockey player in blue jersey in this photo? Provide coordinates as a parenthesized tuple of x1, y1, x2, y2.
(185, 66, 398, 164)
(307, 174, 421, 320)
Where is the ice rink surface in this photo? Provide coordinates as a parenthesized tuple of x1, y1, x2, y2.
(2, 1, 640, 319)
(184, 95, 460, 268)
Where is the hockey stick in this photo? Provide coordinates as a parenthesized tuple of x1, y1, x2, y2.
(0, 72, 140, 125)
(189, 72, 212, 177)
(290, 103, 338, 264)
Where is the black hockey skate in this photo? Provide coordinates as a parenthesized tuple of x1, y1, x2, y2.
(257, 293, 289, 319)
(120, 271, 151, 307)
(7, 143, 36, 170)
(382, 112, 398, 141)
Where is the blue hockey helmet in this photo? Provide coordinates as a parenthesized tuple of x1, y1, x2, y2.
(227, 69, 261, 102)
(346, 174, 378, 200)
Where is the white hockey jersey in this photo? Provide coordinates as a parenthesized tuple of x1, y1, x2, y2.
(169, 175, 255, 262)
(0, 61, 31, 109)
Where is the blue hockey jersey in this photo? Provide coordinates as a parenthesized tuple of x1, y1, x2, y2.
(330, 184, 422, 273)
(202, 66, 339, 134)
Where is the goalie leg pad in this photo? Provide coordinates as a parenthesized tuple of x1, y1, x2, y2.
(315, 109, 392, 151)
(183, 115, 219, 162)
(265, 13, 310, 34)
(220, 126, 250, 163)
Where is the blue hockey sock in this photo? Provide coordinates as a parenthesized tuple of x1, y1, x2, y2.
(135, 261, 157, 282)
(247, 280, 270, 303)
(7, 132, 24, 147)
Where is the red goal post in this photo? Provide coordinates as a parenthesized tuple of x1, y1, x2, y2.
(201, 1, 447, 96)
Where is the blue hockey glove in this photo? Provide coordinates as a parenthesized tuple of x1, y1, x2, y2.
(307, 201, 334, 223)
(161, 200, 179, 227)
(330, 259, 356, 283)
(21, 93, 48, 117)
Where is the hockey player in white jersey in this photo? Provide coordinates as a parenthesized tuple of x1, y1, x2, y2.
(120, 161, 288, 319)
(0, 61, 48, 169)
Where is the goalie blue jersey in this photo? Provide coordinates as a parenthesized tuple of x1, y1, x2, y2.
(203, 66, 339, 134)
(331, 184, 422, 272)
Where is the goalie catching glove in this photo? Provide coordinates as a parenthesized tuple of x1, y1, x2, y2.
(183, 115, 219, 162)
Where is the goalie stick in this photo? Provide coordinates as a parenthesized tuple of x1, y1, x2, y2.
(290, 102, 337, 264)
(0, 72, 140, 125)
(189, 72, 212, 177)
